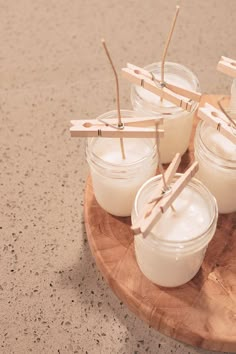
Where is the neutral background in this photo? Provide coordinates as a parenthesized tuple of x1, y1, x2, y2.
(0, 1, 235, 353)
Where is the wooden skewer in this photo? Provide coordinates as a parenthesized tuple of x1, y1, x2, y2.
(133, 161, 199, 237)
(122, 67, 194, 112)
(131, 153, 181, 235)
(126, 63, 201, 102)
(161, 5, 180, 85)
(101, 39, 126, 159)
(198, 103, 236, 145)
(217, 56, 236, 78)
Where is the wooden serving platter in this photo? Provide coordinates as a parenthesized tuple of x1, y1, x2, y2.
(84, 95, 236, 352)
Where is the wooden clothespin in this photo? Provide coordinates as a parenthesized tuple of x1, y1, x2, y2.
(132, 152, 181, 233)
(217, 56, 236, 78)
(198, 103, 236, 144)
(122, 63, 201, 112)
(70, 116, 164, 138)
(132, 160, 199, 237)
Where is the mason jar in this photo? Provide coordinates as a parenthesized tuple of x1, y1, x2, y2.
(131, 62, 200, 163)
(131, 174, 218, 287)
(194, 120, 236, 214)
(86, 110, 158, 217)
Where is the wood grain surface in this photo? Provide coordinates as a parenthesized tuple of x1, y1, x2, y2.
(84, 95, 236, 352)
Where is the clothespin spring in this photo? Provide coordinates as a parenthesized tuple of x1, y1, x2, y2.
(98, 118, 125, 130)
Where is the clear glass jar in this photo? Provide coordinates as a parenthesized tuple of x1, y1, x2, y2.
(131, 174, 218, 287)
(86, 110, 158, 217)
(131, 62, 200, 163)
(194, 120, 236, 214)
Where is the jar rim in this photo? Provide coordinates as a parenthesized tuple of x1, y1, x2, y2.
(131, 61, 200, 116)
(133, 173, 218, 246)
(195, 121, 236, 169)
(88, 138, 156, 168)
(86, 109, 157, 173)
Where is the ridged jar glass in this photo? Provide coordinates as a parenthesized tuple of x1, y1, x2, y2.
(131, 174, 218, 287)
(194, 120, 236, 214)
(86, 110, 158, 217)
(131, 62, 200, 163)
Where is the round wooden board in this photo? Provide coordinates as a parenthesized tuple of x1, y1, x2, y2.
(84, 95, 236, 352)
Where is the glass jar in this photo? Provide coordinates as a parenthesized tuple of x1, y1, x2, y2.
(131, 174, 218, 287)
(86, 110, 158, 217)
(194, 120, 236, 213)
(131, 62, 200, 163)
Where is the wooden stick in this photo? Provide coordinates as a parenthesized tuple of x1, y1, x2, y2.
(101, 39, 126, 159)
(71, 116, 164, 127)
(156, 161, 198, 217)
(137, 161, 199, 237)
(122, 67, 194, 111)
(70, 117, 164, 138)
(126, 63, 202, 102)
(198, 103, 236, 145)
(70, 124, 164, 138)
(161, 6, 180, 85)
(217, 56, 236, 78)
(131, 153, 181, 234)
(163, 80, 201, 102)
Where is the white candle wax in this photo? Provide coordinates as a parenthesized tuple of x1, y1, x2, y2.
(195, 122, 236, 214)
(87, 136, 157, 217)
(131, 62, 200, 163)
(132, 175, 217, 287)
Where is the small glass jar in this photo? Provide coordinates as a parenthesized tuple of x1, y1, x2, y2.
(194, 121, 236, 214)
(86, 110, 158, 217)
(131, 174, 218, 287)
(131, 62, 200, 163)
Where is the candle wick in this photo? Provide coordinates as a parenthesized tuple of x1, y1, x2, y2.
(218, 96, 236, 129)
(155, 122, 176, 212)
(160, 5, 180, 102)
(101, 39, 126, 159)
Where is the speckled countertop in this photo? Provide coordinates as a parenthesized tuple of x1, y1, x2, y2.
(0, 1, 235, 353)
